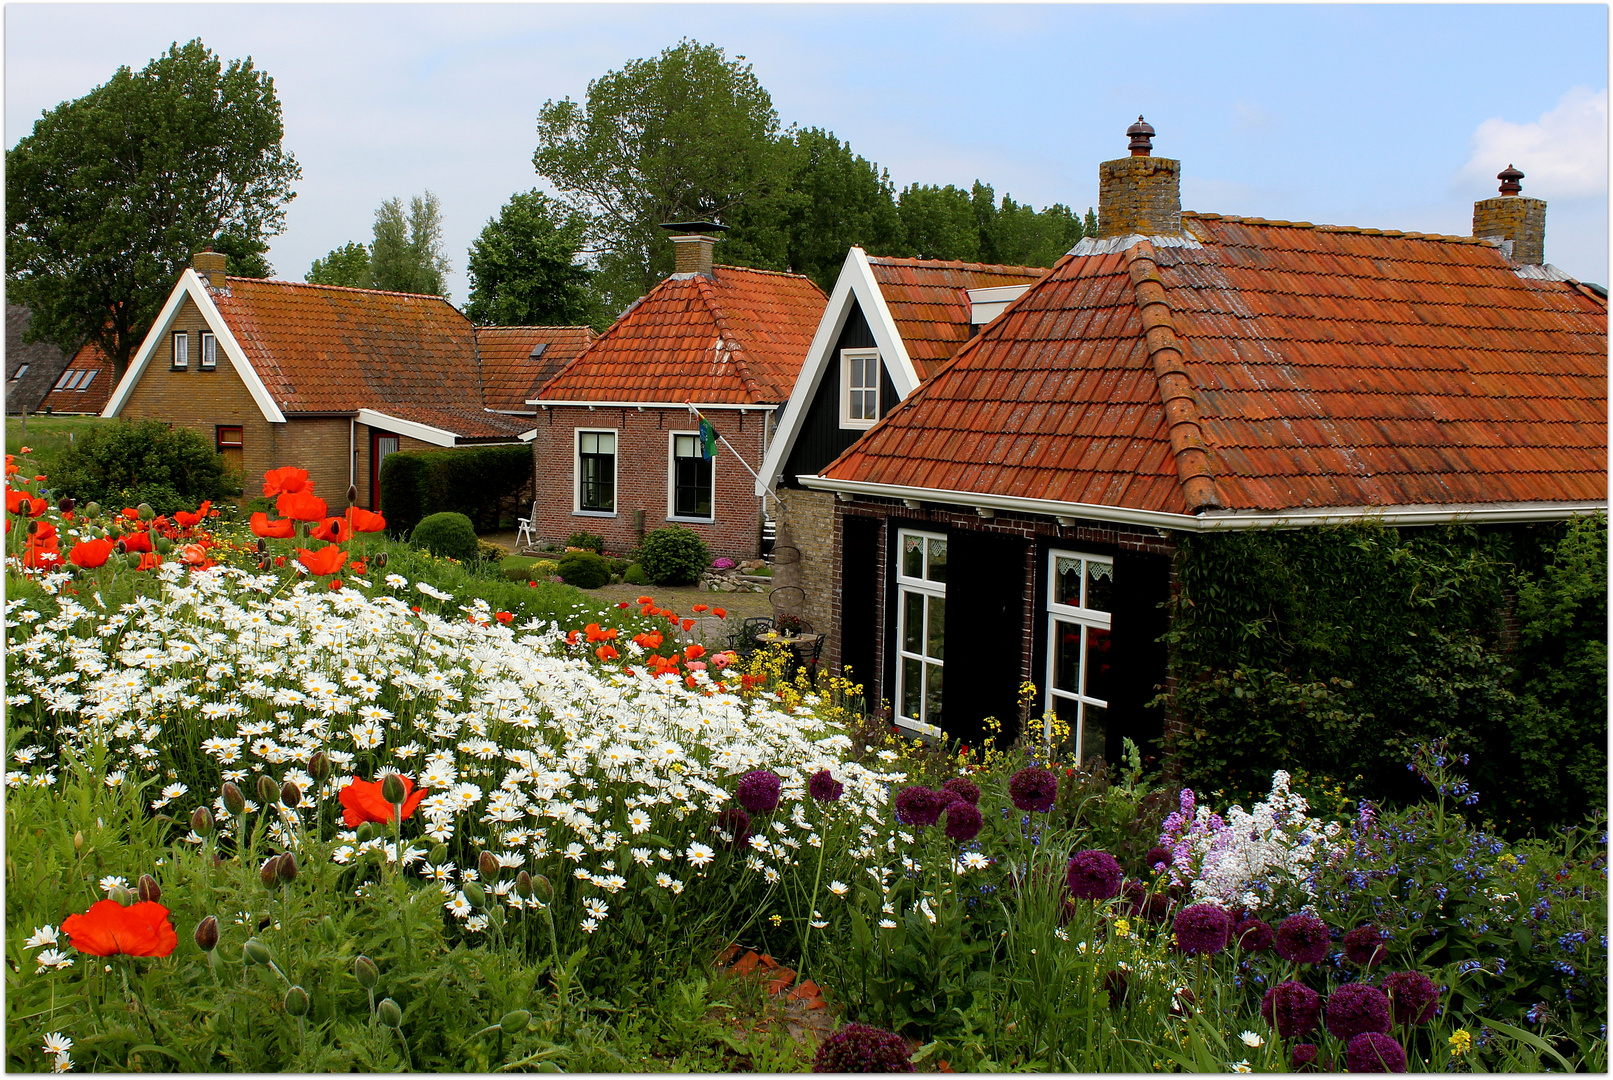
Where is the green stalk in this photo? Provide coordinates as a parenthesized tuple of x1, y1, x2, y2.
(799, 805, 829, 979)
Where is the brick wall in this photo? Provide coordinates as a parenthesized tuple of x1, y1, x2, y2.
(527, 404, 771, 558)
(1098, 156, 1182, 238)
(776, 487, 836, 633)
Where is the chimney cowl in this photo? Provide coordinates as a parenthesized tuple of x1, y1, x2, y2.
(1126, 115, 1156, 157)
(1473, 164, 1546, 266)
(1497, 164, 1524, 196)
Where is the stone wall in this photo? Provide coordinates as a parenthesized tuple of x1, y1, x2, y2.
(1473, 196, 1547, 266)
(1098, 156, 1182, 238)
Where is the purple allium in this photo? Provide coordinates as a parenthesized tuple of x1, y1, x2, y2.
(893, 786, 944, 827)
(1380, 970, 1439, 1026)
(1275, 913, 1332, 964)
(1290, 1044, 1321, 1072)
(942, 776, 981, 806)
(1342, 925, 1388, 967)
(1008, 767, 1058, 812)
(1233, 916, 1274, 953)
(1325, 983, 1393, 1042)
(811, 1022, 915, 1073)
(735, 770, 782, 815)
(1143, 846, 1173, 872)
(1172, 903, 1232, 955)
(716, 807, 752, 847)
(1260, 980, 1322, 1040)
(1123, 878, 1171, 923)
(1065, 849, 1124, 900)
(1345, 1032, 1407, 1073)
(808, 769, 844, 803)
(1100, 968, 1129, 1008)
(943, 800, 983, 843)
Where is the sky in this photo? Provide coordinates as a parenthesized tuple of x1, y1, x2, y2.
(6, 3, 1609, 301)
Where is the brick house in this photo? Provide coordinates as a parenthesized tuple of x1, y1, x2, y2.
(756, 249, 1050, 634)
(800, 120, 1607, 759)
(38, 340, 115, 415)
(526, 227, 826, 559)
(101, 251, 591, 511)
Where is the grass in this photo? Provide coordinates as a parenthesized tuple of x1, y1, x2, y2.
(6, 415, 114, 477)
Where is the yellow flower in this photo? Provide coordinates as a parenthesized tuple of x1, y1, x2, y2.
(769, 913, 783, 927)
(1449, 1029, 1472, 1056)
(1114, 918, 1132, 938)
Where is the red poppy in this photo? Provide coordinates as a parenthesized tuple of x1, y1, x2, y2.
(61, 899, 177, 957)
(595, 644, 619, 662)
(250, 513, 296, 539)
(350, 559, 368, 576)
(173, 501, 212, 528)
(262, 466, 313, 498)
(495, 611, 514, 624)
(632, 631, 664, 649)
(120, 530, 153, 553)
(347, 506, 387, 533)
(276, 490, 328, 522)
(713, 608, 727, 619)
(120, 508, 140, 520)
(329, 579, 343, 591)
(635, 595, 654, 605)
(179, 544, 214, 569)
(135, 552, 162, 571)
(685, 644, 706, 660)
(310, 516, 348, 542)
(692, 604, 709, 613)
(23, 532, 62, 569)
(681, 618, 695, 632)
(338, 776, 428, 826)
(584, 623, 618, 643)
(69, 537, 115, 569)
(296, 546, 348, 576)
(274, 556, 287, 567)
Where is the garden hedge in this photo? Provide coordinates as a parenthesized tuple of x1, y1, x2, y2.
(379, 443, 532, 537)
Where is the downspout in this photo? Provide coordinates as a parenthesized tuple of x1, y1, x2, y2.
(348, 417, 356, 495)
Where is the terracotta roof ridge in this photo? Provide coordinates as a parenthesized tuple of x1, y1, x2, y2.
(693, 274, 766, 403)
(865, 255, 1048, 275)
(1123, 239, 1226, 514)
(225, 276, 466, 300)
(1183, 212, 1498, 246)
(712, 263, 819, 284)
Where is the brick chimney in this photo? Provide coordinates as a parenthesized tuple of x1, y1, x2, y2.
(1472, 165, 1546, 266)
(192, 247, 228, 288)
(660, 221, 727, 277)
(1097, 117, 1183, 238)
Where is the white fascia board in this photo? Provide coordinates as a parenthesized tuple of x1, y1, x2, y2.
(355, 408, 459, 448)
(798, 474, 1605, 532)
(525, 399, 778, 410)
(517, 428, 539, 443)
(850, 248, 920, 397)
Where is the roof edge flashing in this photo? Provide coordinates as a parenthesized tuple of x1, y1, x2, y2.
(1066, 233, 1205, 258)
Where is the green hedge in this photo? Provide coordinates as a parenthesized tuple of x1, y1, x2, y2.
(379, 444, 531, 537)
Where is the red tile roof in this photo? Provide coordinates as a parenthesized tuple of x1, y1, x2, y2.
(475, 325, 595, 412)
(866, 257, 1047, 377)
(536, 266, 826, 404)
(39, 339, 114, 415)
(822, 214, 1607, 515)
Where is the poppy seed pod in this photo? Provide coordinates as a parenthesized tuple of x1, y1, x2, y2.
(354, 954, 380, 987)
(516, 870, 534, 898)
(284, 985, 310, 1017)
(190, 806, 215, 837)
(257, 774, 280, 806)
(500, 1009, 531, 1035)
(137, 874, 162, 903)
(194, 915, 220, 952)
(280, 780, 302, 808)
(125, 552, 142, 569)
(478, 851, 500, 881)
(26, 519, 40, 536)
(243, 938, 273, 966)
(260, 855, 284, 887)
(381, 774, 406, 805)
(377, 998, 404, 1029)
(428, 843, 449, 866)
(277, 853, 299, 883)
(155, 536, 173, 555)
(221, 782, 247, 816)
(57, 496, 74, 513)
(374, 551, 388, 569)
(463, 881, 487, 909)
(307, 751, 332, 787)
(110, 883, 135, 906)
(137, 503, 155, 521)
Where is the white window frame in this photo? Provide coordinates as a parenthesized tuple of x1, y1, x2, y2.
(894, 528, 947, 738)
(9, 364, 29, 382)
(666, 430, 715, 522)
(574, 428, 618, 517)
(200, 332, 217, 370)
(53, 370, 79, 391)
(75, 371, 96, 392)
(840, 348, 881, 430)
(171, 331, 189, 369)
(1044, 549, 1115, 761)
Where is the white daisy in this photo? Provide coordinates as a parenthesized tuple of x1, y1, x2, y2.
(41, 1034, 72, 1056)
(827, 880, 850, 897)
(24, 925, 59, 950)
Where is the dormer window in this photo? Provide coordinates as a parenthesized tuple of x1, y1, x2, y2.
(171, 331, 189, 369)
(840, 348, 880, 430)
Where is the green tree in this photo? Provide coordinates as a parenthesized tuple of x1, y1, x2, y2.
(977, 186, 1087, 267)
(6, 39, 300, 383)
(464, 190, 596, 327)
(370, 191, 450, 297)
(895, 183, 980, 261)
(533, 39, 781, 317)
(305, 241, 372, 288)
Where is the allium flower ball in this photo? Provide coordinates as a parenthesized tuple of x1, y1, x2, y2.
(1008, 767, 1057, 812)
(1345, 1032, 1407, 1073)
(943, 800, 983, 843)
(894, 786, 944, 827)
(716, 807, 752, 847)
(1325, 983, 1393, 1042)
(808, 769, 844, 803)
(1144, 846, 1173, 872)
(811, 1022, 915, 1073)
(1100, 969, 1130, 1008)
(1275, 913, 1332, 964)
(1380, 970, 1439, 1026)
(1342, 925, 1388, 967)
(1172, 903, 1232, 955)
(735, 770, 782, 815)
(942, 777, 981, 806)
(1123, 879, 1172, 923)
(1065, 850, 1124, 901)
(1290, 1044, 1321, 1072)
(1260, 980, 1322, 1040)
(1233, 916, 1274, 953)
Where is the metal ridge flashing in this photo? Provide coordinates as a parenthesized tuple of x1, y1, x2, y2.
(1065, 233, 1205, 257)
(525, 399, 778, 410)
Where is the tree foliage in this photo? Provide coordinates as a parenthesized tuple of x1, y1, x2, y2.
(6, 39, 300, 383)
(50, 419, 241, 513)
(465, 190, 595, 327)
(305, 241, 372, 289)
(370, 191, 450, 297)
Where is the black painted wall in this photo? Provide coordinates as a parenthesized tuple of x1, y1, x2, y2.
(779, 301, 899, 487)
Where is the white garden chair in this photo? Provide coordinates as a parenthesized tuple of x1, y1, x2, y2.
(515, 501, 538, 552)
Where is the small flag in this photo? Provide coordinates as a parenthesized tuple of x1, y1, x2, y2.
(689, 403, 720, 461)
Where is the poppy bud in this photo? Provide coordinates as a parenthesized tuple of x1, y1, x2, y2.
(500, 1009, 531, 1035)
(110, 884, 135, 906)
(319, 916, 338, 944)
(377, 998, 403, 1029)
(347, 484, 359, 505)
(478, 850, 500, 881)
(381, 774, 406, 805)
(155, 537, 173, 555)
(73, 831, 84, 851)
(280, 780, 302, 808)
(353, 954, 379, 988)
(531, 874, 553, 902)
(257, 774, 280, 806)
(125, 552, 142, 569)
(194, 915, 220, 952)
(428, 843, 449, 866)
(57, 496, 74, 514)
(191, 806, 214, 836)
(137, 874, 161, 903)
(256, 537, 268, 554)
(515, 870, 534, 898)
(221, 782, 246, 816)
(261, 855, 283, 887)
(84, 502, 101, 518)
(277, 852, 299, 882)
(374, 552, 388, 569)
(243, 938, 273, 966)
(463, 881, 487, 909)
(26, 519, 39, 536)
(355, 822, 375, 844)
(307, 751, 331, 786)
(257, 558, 272, 572)
(284, 985, 310, 1017)
(114, 538, 127, 555)
(137, 503, 154, 521)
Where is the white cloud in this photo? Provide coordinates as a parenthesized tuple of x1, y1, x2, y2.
(1462, 86, 1608, 198)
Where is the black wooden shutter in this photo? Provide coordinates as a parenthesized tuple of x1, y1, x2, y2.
(1106, 549, 1172, 764)
(941, 529, 1028, 751)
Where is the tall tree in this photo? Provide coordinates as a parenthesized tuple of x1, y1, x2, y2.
(305, 241, 371, 288)
(369, 192, 450, 297)
(895, 183, 981, 261)
(465, 190, 596, 327)
(533, 39, 781, 317)
(6, 39, 299, 382)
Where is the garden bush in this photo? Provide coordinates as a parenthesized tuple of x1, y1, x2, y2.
(409, 511, 478, 561)
(556, 550, 610, 589)
(48, 419, 240, 514)
(623, 562, 649, 585)
(566, 530, 605, 554)
(638, 525, 709, 586)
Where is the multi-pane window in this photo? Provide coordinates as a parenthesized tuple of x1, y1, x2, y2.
(1045, 550, 1114, 761)
(841, 348, 880, 428)
(200, 332, 217, 370)
(578, 430, 616, 512)
(671, 433, 713, 519)
(76, 371, 96, 392)
(53, 370, 82, 391)
(895, 529, 947, 737)
(172, 332, 189, 369)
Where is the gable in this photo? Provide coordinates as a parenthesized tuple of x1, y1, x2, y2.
(779, 299, 900, 486)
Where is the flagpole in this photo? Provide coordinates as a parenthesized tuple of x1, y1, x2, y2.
(687, 401, 786, 510)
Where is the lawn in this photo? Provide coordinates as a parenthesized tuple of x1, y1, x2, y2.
(5, 416, 113, 479)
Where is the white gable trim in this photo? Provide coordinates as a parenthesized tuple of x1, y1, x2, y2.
(753, 247, 920, 496)
(101, 270, 287, 423)
(355, 409, 459, 448)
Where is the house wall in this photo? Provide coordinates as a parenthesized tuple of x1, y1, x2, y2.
(528, 404, 770, 558)
(775, 487, 837, 635)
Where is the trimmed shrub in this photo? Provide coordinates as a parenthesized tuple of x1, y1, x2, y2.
(475, 539, 506, 561)
(50, 419, 241, 514)
(557, 551, 610, 589)
(566, 531, 605, 554)
(410, 512, 479, 561)
(501, 557, 559, 583)
(623, 562, 649, 586)
(379, 444, 532, 537)
(639, 525, 710, 586)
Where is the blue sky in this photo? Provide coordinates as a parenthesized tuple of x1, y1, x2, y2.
(7, 4, 1608, 299)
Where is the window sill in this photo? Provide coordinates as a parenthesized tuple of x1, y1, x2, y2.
(838, 419, 877, 431)
(573, 509, 617, 518)
(893, 716, 943, 740)
(666, 515, 715, 524)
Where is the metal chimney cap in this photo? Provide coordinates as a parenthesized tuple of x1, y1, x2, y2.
(659, 221, 729, 234)
(1497, 164, 1524, 196)
(1127, 116, 1155, 156)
